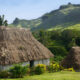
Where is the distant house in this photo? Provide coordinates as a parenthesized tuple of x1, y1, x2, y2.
(61, 47, 80, 70)
(0, 26, 54, 71)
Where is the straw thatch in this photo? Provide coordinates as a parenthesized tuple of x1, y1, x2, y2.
(0, 26, 54, 65)
(61, 46, 80, 70)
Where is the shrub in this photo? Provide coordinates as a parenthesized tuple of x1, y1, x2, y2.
(30, 67, 35, 75)
(9, 64, 28, 78)
(48, 46, 68, 56)
(48, 46, 68, 62)
(35, 64, 46, 75)
(54, 56, 64, 63)
(0, 70, 10, 78)
(47, 63, 63, 72)
(63, 68, 75, 72)
(47, 64, 54, 72)
(53, 64, 61, 72)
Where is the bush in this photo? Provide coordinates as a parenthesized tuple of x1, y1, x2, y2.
(47, 63, 63, 73)
(63, 68, 75, 72)
(48, 46, 68, 56)
(54, 56, 64, 63)
(9, 64, 28, 78)
(48, 46, 68, 62)
(30, 67, 35, 75)
(47, 64, 54, 72)
(35, 64, 46, 75)
(0, 70, 10, 78)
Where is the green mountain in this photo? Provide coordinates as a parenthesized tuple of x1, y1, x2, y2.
(10, 18, 42, 28)
(32, 3, 80, 30)
(11, 3, 80, 30)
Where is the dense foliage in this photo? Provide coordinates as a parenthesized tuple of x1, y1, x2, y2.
(33, 28, 80, 62)
(0, 63, 75, 78)
(0, 70, 10, 78)
(47, 63, 63, 72)
(9, 65, 28, 78)
(35, 64, 46, 75)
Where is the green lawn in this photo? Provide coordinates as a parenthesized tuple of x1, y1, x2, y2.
(1, 71, 80, 80)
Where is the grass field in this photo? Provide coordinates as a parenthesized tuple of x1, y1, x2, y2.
(1, 71, 80, 80)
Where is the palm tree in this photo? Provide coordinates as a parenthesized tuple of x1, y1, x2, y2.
(0, 15, 8, 26)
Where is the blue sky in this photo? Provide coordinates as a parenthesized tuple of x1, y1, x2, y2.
(0, 0, 80, 23)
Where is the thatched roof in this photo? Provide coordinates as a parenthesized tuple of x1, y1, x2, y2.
(0, 27, 54, 65)
(61, 46, 80, 70)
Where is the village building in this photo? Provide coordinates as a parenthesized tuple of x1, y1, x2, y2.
(0, 27, 54, 70)
(61, 46, 80, 70)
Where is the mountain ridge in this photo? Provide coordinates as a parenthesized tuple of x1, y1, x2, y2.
(10, 3, 80, 30)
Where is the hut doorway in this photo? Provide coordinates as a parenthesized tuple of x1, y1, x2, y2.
(30, 60, 34, 67)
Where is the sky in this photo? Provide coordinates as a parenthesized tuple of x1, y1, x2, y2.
(0, 0, 80, 23)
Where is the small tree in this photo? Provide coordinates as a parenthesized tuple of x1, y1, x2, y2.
(0, 15, 8, 26)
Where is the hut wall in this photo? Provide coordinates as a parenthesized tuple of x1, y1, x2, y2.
(0, 62, 29, 71)
(34, 59, 50, 66)
(0, 59, 50, 71)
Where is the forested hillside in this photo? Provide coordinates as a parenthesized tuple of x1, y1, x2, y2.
(11, 3, 80, 31)
(33, 25, 80, 62)
(32, 3, 80, 30)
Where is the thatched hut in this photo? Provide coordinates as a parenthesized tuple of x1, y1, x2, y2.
(0, 27, 54, 70)
(61, 46, 80, 70)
